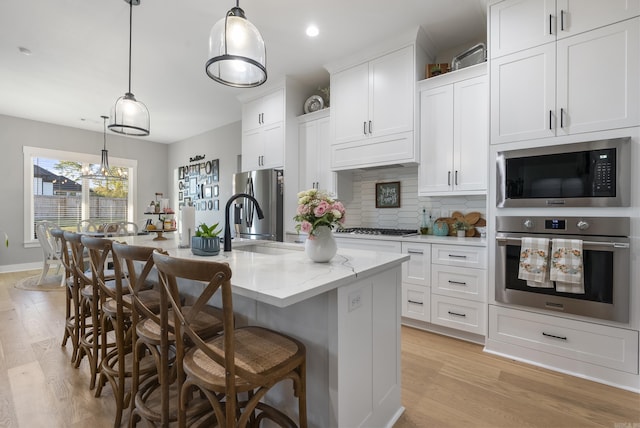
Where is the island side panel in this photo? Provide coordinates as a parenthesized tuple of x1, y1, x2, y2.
(330, 265, 403, 427)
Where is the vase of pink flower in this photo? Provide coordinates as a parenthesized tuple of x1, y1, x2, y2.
(294, 189, 345, 262)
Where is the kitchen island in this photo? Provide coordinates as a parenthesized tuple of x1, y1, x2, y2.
(113, 234, 409, 427)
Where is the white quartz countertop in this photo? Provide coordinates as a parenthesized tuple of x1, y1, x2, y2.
(113, 234, 409, 308)
(333, 232, 488, 247)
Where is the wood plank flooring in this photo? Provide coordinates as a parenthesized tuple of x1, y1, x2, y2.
(1, 270, 638, 427)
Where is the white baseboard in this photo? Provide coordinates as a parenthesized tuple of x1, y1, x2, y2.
(0, 262, 41, 273)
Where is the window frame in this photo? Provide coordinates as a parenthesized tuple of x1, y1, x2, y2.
(23, 146, 138, 247)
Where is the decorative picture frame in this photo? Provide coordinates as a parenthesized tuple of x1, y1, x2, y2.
(189, 178, 197, 196)
(213, 184, 219, 197)
(204, 186, 212, 198)
(212, 159, 219, 182)
(178, 167, 184, 180)
(213, 199, 219, 211)
(179, 191, 183, 201)
(375, 181, 401, 208)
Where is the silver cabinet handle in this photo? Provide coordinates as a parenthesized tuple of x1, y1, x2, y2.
(363, 121, 367, 135)
(408, 300, 423, 305)
(407, 249, 424, 255)
(368, 120, 372, 134)
(448, 254, 467, 259)
(448, 171, 451, 185)
(448, 311, 466, 317)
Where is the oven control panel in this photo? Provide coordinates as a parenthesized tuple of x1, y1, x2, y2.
(498, 216, 628, 237)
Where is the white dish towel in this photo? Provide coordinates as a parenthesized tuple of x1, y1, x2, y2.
(518, 237, 553, 288)
(550, 238, 585, 294)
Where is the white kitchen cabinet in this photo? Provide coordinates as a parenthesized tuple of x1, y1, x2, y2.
(418, 64, 488, 196)
(298, 109, 334, 193)
(490, 0, 640, 59)
(491, 15, 640, 144)
(241, 88, 285, 171)
(430, 244, 487, 335)
(330, 45, 418, 170)
(401, 242, 431, 322)
(489, 305, 639, 374)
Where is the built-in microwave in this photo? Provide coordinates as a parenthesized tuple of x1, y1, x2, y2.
(496, 137, 631, 207)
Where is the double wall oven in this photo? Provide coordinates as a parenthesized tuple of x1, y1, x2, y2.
(495, 216, 630, 323)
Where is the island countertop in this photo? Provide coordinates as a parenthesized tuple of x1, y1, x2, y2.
(112, 234, 409, 308)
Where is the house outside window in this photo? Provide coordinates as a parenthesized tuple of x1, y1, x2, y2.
(23, 146, 137, 246)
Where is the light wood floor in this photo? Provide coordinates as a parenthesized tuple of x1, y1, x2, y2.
(1, 270, 638, 427)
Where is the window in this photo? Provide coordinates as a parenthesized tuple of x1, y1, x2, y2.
(23, 146, 137, 246)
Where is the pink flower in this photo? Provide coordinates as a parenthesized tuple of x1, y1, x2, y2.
(314, 200, 330, 217)
(300, 221, 312, 234)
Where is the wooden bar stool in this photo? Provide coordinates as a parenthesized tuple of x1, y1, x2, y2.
(51, 229, 79, 363)
(153, 251, 307, 428)
(112, 243, 221, 427)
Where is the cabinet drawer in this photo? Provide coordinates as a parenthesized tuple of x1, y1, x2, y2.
(489, 306, 639, 374)
(431, 264, 486, 302)
(431, 244, 487, 268)
(401, 242, 431, 286)
(431, 294, 485, 335)
(335, 237, 401, 253)
(402, 283, 430, 322)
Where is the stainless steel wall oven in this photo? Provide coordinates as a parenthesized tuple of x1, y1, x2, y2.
(495, 216, 630, 323)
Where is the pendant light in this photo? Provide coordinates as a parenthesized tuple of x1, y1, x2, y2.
(82, 116, 127, 181)
(109, 0, 150, 136)
(205, 0, 267, 88)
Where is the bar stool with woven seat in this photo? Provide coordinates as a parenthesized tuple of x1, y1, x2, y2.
(153, 251, 308, 428)
(112, 242, 223, 427)
(52, 229, 79, 363)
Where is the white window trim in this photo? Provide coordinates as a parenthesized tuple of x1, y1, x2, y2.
(23, 146, 138, 247)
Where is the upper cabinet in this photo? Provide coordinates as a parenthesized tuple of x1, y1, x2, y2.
(328, 43, 423, 170)
(418, 64, 488, 196)
(241, 88, 285, 171)
(490, 0, 640, 59)
(298, 109, 333, 192)
(490, 0, 640, 144)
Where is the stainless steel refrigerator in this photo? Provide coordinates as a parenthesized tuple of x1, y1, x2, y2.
(232, 168, 283, 241)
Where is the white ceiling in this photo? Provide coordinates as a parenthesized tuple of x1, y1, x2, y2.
(0, 0, 488, 144)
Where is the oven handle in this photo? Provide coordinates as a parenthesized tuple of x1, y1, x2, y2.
(495, 236, 629, 249)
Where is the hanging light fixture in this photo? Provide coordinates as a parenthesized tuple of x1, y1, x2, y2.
(82, 116, 127, 181)
(109, 0, 150, 136)
(205, 0, 267, 88)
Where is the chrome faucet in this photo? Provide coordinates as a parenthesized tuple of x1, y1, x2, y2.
(224, 193, 264, 252)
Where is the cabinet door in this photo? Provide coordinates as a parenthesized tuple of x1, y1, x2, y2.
(490, 0, 556, 58)
(369, 45, 414, 139)
(331, 62, 369, 144)
(242, 98, 263, 133)
(556, 18, 640, 135)
(490, 43, 556, 144)
(299, 120, 318, 190)
(241, 129, 262, 171)
(402, 283, 430, 322)
(453, 75, 488, 192)
(401, 242, 431, 286)
(557, 0, 640, 40)
(418, 85, 454, 194)
(260, 89, 284, 127)
(315, 115, 334, 192)
(261, 122, 284, 169)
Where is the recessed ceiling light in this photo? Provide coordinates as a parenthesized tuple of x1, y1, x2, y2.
(306, 25, 319, 37)
(18, 46, 32, 56)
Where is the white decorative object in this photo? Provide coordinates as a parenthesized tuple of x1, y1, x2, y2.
(304, 225, 337, 263)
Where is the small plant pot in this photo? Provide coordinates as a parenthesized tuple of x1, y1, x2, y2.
(457, 230, 466, 237)
(191, 236, 220, 256)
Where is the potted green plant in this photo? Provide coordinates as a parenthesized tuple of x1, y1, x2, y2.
(191, 222, 222, 256)
(453, 219, 470, 237)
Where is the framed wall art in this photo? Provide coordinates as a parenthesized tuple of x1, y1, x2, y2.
(375, 181, 401, 208)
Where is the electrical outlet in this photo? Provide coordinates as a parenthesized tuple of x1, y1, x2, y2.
(348, 290, 362, 312)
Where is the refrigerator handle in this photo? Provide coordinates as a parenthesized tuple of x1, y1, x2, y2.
(234, 203, 243, 224)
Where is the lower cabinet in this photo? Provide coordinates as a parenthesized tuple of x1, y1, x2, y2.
(489, 305, 639, 374)
(402, 283, 430, 323)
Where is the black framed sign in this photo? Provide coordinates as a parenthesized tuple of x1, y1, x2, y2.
(375, 181, 400, 208)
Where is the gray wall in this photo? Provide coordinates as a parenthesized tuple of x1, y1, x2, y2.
(0, 114, 169, 269)
(167, 121, 242, 234)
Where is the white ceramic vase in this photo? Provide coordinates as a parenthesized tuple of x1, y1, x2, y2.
(305, 225, 337, 263)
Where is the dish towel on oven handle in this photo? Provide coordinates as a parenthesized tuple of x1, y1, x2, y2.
(518, 237, 553, 288)
(550, 239, 584, 294)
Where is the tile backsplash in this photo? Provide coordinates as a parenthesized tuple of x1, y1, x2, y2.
(339, 166, 486, 230)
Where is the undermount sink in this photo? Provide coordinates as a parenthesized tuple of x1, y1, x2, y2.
(234, 243, 301, 256)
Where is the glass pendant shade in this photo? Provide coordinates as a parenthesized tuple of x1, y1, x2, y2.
(206, 5, 267, 88)
(109, 92, 150, 136)
(81, 115, 127, 181)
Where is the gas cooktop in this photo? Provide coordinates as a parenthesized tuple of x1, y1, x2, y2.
(334, 227, 418, 236)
